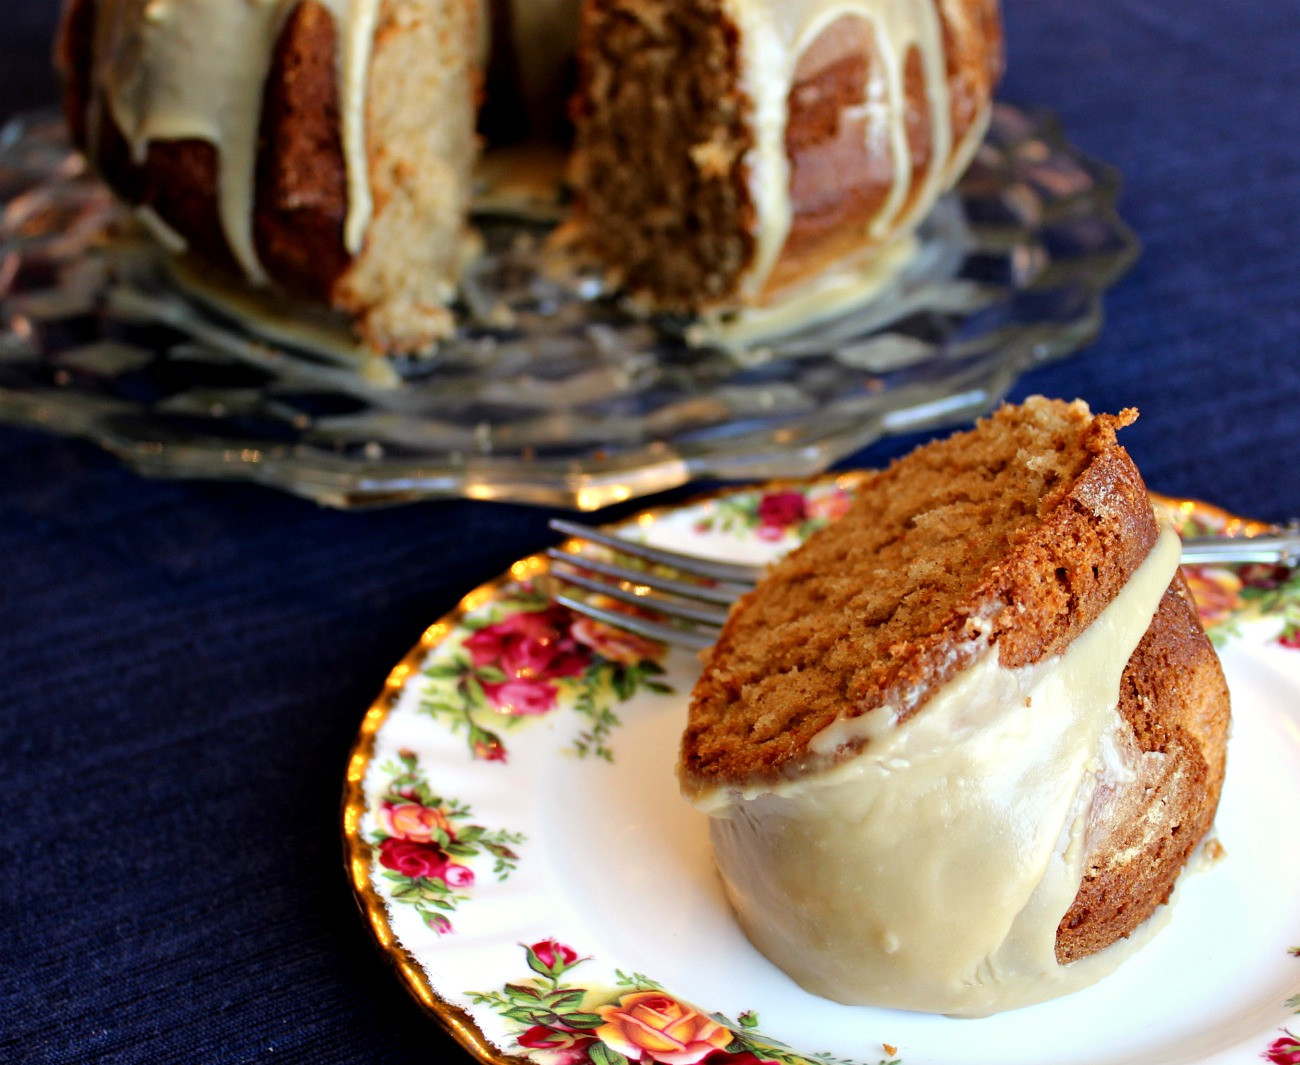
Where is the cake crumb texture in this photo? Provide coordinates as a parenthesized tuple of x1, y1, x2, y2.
(682, 396, 1158, 786)
(569, 0, 756, 308)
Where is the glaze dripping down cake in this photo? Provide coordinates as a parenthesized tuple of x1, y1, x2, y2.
(57, 0, 483, 354)
(569, 0, 1001, 313)
(680, 398, 1230, 1016)
(56, 0, 1002, 355)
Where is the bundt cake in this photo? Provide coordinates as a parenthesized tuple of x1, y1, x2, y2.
(680, 398, 1230, 1016)
(55, 0, 1002, 354)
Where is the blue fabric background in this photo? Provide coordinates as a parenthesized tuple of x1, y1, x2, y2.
(2, 1, 1297, 1061)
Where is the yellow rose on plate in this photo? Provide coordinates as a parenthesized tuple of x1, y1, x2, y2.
(594, 991, 733, 1065)
(381, 801, 452, 844)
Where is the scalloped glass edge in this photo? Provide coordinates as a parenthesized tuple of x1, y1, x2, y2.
(0, 104, 1139, 511)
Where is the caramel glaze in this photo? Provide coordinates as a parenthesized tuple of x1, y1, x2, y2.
(1056, 570, 1230, 963)
(767, 1, 997, 300)
(764, 17, 893, 293)
(57, 0, 351, 304)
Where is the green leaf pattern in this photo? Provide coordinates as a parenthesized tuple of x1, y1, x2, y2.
(369, 751, 524, 934)
(419, 582, 673, 763)
(470, 943, 900, 1065)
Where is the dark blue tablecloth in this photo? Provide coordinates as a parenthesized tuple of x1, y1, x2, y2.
(2, 2, 1298, 1062)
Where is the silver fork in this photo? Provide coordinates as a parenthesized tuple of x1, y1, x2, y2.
(547, 518, 1300, 650)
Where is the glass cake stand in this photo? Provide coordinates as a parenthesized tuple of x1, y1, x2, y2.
(0, 104, 1138, 510)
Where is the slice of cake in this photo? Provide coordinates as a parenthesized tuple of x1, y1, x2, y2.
(680, 397, 1230, 1016)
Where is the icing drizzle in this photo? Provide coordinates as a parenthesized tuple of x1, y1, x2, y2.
(85, 0, 382, 285)
(728, 0, 990, 302)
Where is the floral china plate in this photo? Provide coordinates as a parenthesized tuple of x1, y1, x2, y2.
(342, 477, 1300, 1065)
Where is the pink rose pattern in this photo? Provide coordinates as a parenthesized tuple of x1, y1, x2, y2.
(469, 944, 884, 1065)
(692, 485, 852, 543)
(422, 586, 672, 762)
(462, 605, 592, 723)
(755, 491, 808, 541)
(370, 751, 523, 935)
(474, 940, 1300, 1064)
(1267, 1031, 1300, 1065)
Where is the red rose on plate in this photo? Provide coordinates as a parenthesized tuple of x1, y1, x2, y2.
(481, 677, 559, 716)
(517, 1025, 596, 1065)
(756, 491, 807, 540)
(757, 491, 806, 527)
(531, 939, 578, 969)
(473, 735, 508, 761)
(378, 837, 451, 881)
(529, 938, 580, 971)
(1266, 1031, 1300, 1065)
(464, 607, 591, 682)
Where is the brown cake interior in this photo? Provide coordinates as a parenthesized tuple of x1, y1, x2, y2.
(683, 397, 1158, 787)
(569, 0, 757, 308)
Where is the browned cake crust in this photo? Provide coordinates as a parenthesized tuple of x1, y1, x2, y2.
(253, 0, 353, 304)
(55, 0, 352, 302)
(683, 397, 1157, 788)
(56, 0, 478, 355)
(682, 396, 1230, 969)
(1056, 570, 1230, 962)
(764, 15, 900, 295)
(53, 0, 95, 154)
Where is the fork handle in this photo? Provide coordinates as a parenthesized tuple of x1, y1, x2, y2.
(1180, 532, 1300, 567)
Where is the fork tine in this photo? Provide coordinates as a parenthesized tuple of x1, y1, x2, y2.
(549, 565, 732, 626)
(547, 519, 1300, 658)
(1179, 532, 1300, 566)
(549, 518, 763, 585)
(552, 593, 717, 651)
(545, 547, 749, 605)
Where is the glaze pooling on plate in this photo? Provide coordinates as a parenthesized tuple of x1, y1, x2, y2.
(342, 483, 1300, 1065)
